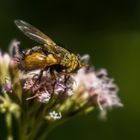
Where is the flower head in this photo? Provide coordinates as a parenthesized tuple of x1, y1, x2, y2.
(72, 67, 123, 112)
(0, 42, 123, 140)
(0, 45, 123, 120)
(49, 111, 62, 120)
(37, 89, 51, 103)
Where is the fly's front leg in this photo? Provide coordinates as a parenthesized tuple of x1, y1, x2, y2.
(50, 69, 57, 94)
(60, 70, 70, 84)
(58, 70, 71, 93)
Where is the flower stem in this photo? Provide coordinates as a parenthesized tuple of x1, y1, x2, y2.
(6, 112, 13, 140)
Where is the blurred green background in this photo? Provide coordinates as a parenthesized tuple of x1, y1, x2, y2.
(0, 0, 140, 140)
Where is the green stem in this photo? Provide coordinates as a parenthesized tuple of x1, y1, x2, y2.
(19, 120, 29, 140)
(6, 112, 13, 140)
(39, 112, 81, 140)
(38, 123, 56, 140)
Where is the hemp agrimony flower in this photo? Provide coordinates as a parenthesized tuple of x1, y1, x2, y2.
(0, 40, 123, 140)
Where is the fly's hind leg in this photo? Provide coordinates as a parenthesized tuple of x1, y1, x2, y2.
(25, 69, 44, 101)
(31, 69, 44, 91)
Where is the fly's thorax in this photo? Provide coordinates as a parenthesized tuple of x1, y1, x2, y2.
(60, 53, 80, 73)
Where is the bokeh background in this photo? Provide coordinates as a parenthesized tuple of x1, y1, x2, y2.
(0, 0, 140, 140)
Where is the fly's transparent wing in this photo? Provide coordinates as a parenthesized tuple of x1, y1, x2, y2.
(15, 20, 70, 56)
(14, 20, 56, 46)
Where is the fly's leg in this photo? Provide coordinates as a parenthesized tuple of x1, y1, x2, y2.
(31, 69, 44, 91)
(50, 69, 57, 94)
(57, 71, 71, 93)
(26, 94, 39, 100)
(26, 69, 44, 100)
(64, 74, 71, 93)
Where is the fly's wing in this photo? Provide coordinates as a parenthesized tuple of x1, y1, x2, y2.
(14, 20, 56, 46)
(15, 20, 70, 55)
